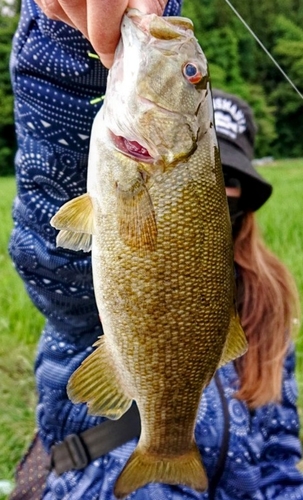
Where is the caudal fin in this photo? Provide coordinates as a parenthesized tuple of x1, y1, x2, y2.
(114, 443, 208, 499)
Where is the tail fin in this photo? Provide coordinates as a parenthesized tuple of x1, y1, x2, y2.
(114, 443, 207, 499)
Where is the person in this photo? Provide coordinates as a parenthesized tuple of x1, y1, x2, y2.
(8, 0, 303, 497)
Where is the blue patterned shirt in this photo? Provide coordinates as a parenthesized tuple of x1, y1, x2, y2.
(9, 0, 303, 498)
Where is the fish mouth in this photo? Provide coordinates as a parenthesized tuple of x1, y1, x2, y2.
(111, 132, 154, 163)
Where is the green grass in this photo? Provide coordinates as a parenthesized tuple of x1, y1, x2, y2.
(0, 162, 303, 495)
(255, 159, 303, 440)
(256, 161, 303, 362)
(0, 177, 44, 497)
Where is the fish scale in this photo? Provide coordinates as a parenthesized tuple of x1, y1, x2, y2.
(51, 9, 247, 499)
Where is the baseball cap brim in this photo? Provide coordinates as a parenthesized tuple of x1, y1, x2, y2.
(218, 138, 273, 212)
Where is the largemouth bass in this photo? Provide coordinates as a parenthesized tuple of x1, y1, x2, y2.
(51, 10, 247, 499)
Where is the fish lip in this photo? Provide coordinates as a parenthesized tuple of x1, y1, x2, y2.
(110, 131, 155, 163)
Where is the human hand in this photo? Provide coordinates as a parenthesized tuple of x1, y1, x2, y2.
(34, 0, 169, 68)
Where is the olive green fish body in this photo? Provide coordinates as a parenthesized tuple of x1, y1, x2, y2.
(51, 10, 247, 499)
(92, 126, 231, 417)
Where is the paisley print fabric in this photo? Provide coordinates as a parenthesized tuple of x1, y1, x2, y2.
(9, 1, 303, 498)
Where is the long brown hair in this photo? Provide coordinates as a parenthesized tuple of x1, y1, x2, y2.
(233, 212, 300, 408)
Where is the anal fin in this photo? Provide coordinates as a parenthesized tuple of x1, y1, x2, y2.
(67, 337, 132, 420)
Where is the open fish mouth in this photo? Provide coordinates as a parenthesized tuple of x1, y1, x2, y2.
(111, 133, 154, 163)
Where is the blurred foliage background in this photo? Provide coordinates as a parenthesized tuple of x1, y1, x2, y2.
(1, 0, 303, 175)
(182, 0, 303, 159)
(0, 0, 19, 176)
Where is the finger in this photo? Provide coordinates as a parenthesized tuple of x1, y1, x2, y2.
(128, 0, 169, 15)
(34, 0, 77, 27)
(54, 0, 89, 39)
(87, 0, 128, 68)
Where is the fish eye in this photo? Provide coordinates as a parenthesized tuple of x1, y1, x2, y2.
(183, 63, 203, 84)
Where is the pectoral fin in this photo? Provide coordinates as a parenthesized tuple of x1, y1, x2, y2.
(219, 313, 248, 367)
(116, 177, 157, 251)
(50, 193, 94, 252)
(67, 337, 132, 419)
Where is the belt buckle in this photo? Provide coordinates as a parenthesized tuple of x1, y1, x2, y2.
(64, 433, 89, 470)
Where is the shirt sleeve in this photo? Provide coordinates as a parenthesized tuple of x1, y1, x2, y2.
(256, 344, 303, 498)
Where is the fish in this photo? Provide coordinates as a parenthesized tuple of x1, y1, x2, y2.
(50, 9, 247, 499)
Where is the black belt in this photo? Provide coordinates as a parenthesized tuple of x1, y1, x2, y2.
(50, 403, 141, 475)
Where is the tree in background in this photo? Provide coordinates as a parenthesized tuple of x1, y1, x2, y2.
(270, 16, 303, 158)
(1, 0, 303, 175)
(0, 1, 19, 176)
(182, 0, 303, 159)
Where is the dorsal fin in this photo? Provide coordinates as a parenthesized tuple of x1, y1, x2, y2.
(219, 312, 248, 367)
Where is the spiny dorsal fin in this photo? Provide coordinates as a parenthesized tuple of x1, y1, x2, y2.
(67, 336, 132, 420)
(116, 177, 157, 252)
(219, 312, 248, 367)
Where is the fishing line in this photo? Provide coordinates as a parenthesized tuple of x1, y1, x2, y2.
(224, 0, 303, 99)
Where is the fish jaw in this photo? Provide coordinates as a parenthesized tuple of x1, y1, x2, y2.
(102, 10, 210, 167)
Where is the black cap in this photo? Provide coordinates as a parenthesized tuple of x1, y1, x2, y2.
(212, 89, 272, 212)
